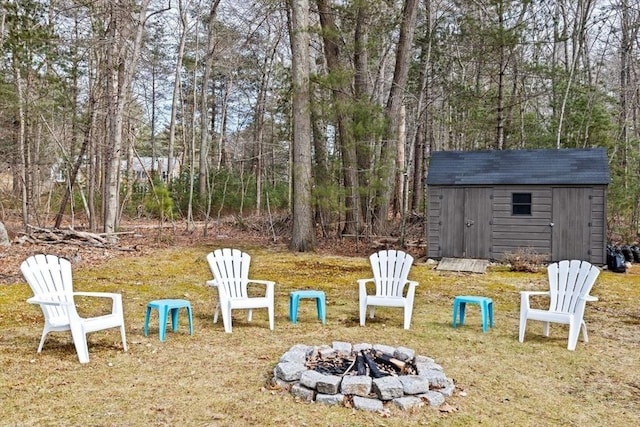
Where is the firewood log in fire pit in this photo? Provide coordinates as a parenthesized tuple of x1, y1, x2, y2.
(362, 351, 386, 378)
(306, 348, 417, 378)
(374, 352, 407, 372)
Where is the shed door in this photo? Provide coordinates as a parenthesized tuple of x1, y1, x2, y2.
(439, 188, 465, 258)
(552, 187, 591, 261)
(439, 187, 492, 259)
(464, 188, 493, 259)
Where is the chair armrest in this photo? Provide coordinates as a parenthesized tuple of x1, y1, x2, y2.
(405, 280, 419, 300)
(73, 291, 120, 300)
(357, 279, 376, 302)
(520, 291, 549, 298)
(246, 279, 275, 287)
(73, 292, 123, 314)
(247, 280, 275, 299)
(519, 291, 549, 311)
(357, 278, 373, 301)
(27, 295, 73, 307)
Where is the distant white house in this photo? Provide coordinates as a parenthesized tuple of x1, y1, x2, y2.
(121, 157, 181, 183)
(0, 162, 63, 193)
(0, 157, 181, 193)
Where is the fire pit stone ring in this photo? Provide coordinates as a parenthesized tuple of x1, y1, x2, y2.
(272, 341, 454, 412)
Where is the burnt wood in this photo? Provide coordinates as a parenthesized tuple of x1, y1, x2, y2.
(362, 351, 387, 378)
(307, 349, 418, 378)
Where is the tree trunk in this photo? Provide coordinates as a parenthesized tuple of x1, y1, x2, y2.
(555, 1, 594, 149)
(103, 0, 151, 237)
(393, 105, 406, 217)
(13, 64, 30, 229)
(410, 0, 432, 213)
(374, 0, 418, 234)
(216, 77, 232, 170)
(167, 0, 189, 188)
(54, 94, 95, 229)
(254, 33, 281, 215)
(199, 1, 221, 201)
(495, 1, 506, 150)
(353, 3, 374, 235)
(317, 0, 362, 236)
(288, 0, 315, 251)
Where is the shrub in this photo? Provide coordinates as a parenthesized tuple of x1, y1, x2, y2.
(503, 248, 545, 273)
(143, 183, 174, 220)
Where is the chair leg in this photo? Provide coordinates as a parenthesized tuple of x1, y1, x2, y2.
(187, 306, 194, 335)
(359, 299, 367, 327)
(317, 296, 326, 325)
(289, 295, 294, 322)
(403, 305, 413, 330)
(368, 307, 376, 319)
(221, 305, 233, 333)
(290, 295, 299, 324)
(247, 309, 253, 322)
(213, 302, 220, 324)
(120, 324, 128, 351)
(542, 322, 550, 337)
(481, 302, 488, 333)
(158, 305, 168, 342)
(268, 305, 274, 331)
(580, 320, 589, 343)
(518, 307, 527, 343)
(70, 323, 90, 364)
(144, 306, 152, 337)
(567, 320, 581, 351)
(488, 301, 494, 328)
(37, 328, 50, 353)
(170, 307, 180, 332)
(452, 300, 459, 328)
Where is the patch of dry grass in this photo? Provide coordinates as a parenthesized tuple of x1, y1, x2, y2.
(1, 242, 639, 426)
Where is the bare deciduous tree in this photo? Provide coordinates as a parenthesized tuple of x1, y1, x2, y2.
(288, 0, 315, 251)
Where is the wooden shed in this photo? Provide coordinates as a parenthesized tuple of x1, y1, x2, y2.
(426, 148, 610, 264)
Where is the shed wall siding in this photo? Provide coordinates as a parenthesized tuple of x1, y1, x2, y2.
(588, 186, 607, 263)
(427, 184, 607, 264)
(427, 186, 445, 257)
(491, 186, 552, 259)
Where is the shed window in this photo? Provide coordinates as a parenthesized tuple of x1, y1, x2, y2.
(512, 193, 532, 215)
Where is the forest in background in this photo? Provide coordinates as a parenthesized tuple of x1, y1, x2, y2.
(1, 0, 639, 250)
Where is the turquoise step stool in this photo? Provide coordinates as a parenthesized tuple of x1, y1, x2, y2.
(452, 295, 494, 333)
(144, 299, 194, 341)
(289, 290, 326, 324)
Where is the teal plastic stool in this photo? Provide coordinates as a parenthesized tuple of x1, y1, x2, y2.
(452, 295, 494, 333)
(289, 290, 326, 324)
(144, 299, 194, 341)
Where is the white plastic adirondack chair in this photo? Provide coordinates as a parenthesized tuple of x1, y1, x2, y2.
(519, 259, 600, 351)
(358, 250, 418, 330)
(20, 254, 128, 363)
(206, 248, 275, 333)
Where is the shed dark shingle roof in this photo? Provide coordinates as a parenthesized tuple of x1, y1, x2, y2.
(426, 148, 610, 186)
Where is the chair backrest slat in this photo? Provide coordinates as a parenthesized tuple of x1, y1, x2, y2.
(207, 248, 251, 299)
(547, 260, 599, 314)
(20, 254, 77, 321)
(370, 250, 414, 298)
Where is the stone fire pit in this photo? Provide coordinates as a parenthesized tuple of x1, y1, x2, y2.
(272, 341, 454, 412)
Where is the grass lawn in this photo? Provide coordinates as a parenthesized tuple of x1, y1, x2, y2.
(1, 241, 639, 426)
